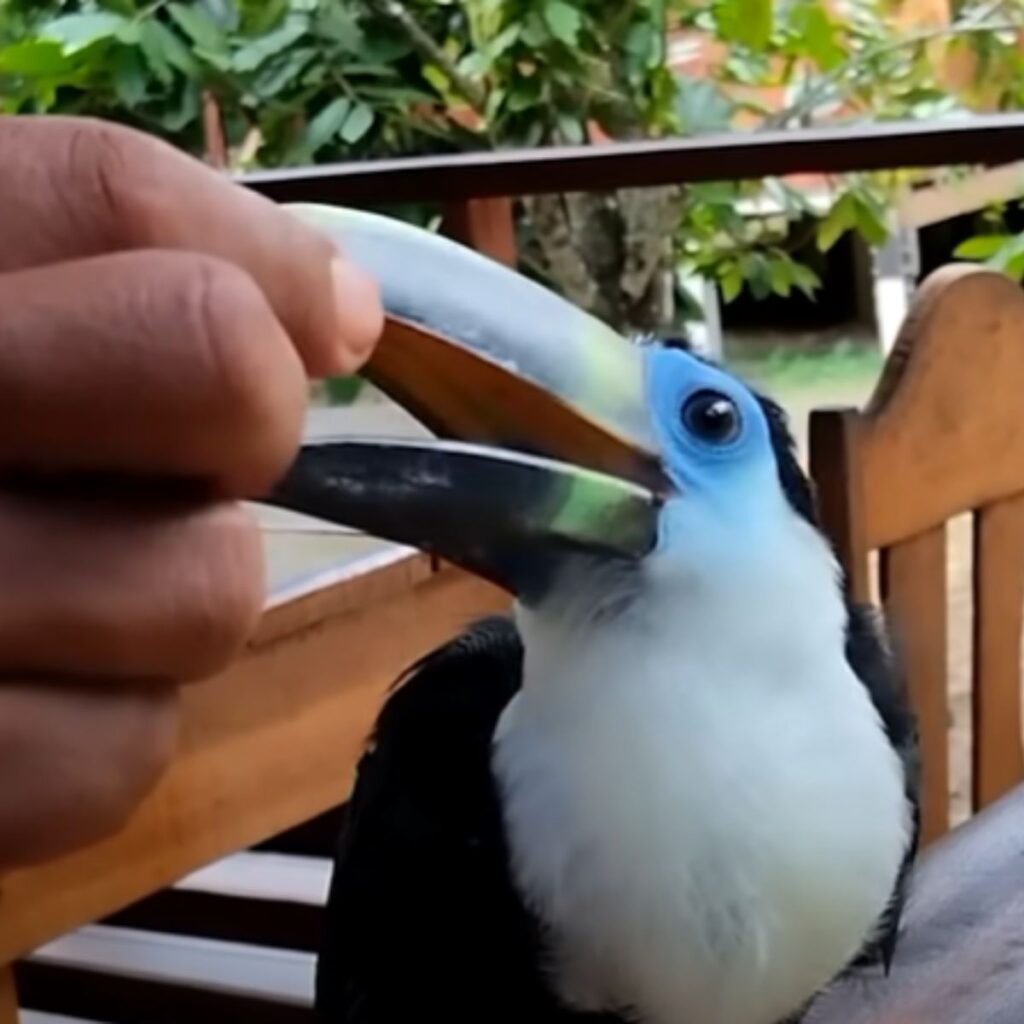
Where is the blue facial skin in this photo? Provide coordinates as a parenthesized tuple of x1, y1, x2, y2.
(644, 346, 791, 568)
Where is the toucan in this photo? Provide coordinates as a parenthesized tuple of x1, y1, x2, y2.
(265, 206, 920, 1024)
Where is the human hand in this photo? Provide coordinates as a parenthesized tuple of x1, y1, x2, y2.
(0, 116, 382, 866)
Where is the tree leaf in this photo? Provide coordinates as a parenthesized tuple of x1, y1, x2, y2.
(139, 21, 173, 85)
(488, 24, 521, 61)
(742, 252, 772, 300)
(521, 14, 549, 47)
(159, 80, 201, 131)
(767, 255, 792, 297)
(675, 75, 733, 135)
(304, 96, 351, 152)
(457, 50, 491, 78)
(1002, 249, 1024, 282)
(241, 0, 288, 36)
(790, 262, 822, 298)
(233, 16, 308, 73)
(720, 263, 743, 302)
(340, 102, 375, 143)
(556, 111, 584, 144)
(357, 83, 435, 104)
(816, 192, 856, 252)
(140, 20, 200, 79)
(356, 27, 410, 64)
(852, 191, 888, 246)
(0, 40, 71, 76)
(954, 234, 1014, 260)
(112, 45, 148, 107)
(422, 64, 452, 97)
(507, 78, 541, 112)
(625, 22, 657, 67)
(985, 234, 1024, 275)
(484, 86, 506, 123)
(195, 47, 234, 72)
(251, 47, 316, 98)
(40, 13, 127, 54)
(714, 0, 772, 51)
(115, 21, 142, 46)
(168, 3, 225, 52)
(796, 2, 844, 71)
(199, 0, 240, 31)
(543, 1, 582, 46)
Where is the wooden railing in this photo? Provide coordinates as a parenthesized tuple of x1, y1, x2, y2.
(241, 112, 1024, 294)
(241, 113, 1024, 204)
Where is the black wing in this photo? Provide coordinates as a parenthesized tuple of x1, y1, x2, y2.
(843, 601, 921, 974)
(315, 615, 621, 1024)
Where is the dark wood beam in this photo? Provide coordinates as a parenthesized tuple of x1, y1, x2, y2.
(241, 114, 1024, 205)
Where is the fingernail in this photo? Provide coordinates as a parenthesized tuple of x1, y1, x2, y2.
(330, 257, 384, 374)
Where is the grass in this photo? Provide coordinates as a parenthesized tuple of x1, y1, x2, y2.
(723, 335, 884, 454)
(727, 337, 883, 398)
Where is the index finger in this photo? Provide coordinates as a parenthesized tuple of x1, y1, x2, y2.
(0, 116, 382, 377)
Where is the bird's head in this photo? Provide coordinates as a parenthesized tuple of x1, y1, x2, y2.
(268, 206, 826, 610)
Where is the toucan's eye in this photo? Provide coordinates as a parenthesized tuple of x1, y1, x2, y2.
(680, 390, 741, 445)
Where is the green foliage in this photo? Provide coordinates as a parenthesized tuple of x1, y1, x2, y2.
(2, 0, 1023, 314)
(672, 0, 1024, 302)
(955, 231, 1024, 281)
(0, 0, 445, 163)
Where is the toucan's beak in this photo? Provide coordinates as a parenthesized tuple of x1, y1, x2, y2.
(263, 205, 667, 601)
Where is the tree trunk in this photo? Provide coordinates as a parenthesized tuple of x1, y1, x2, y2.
(520, 185, 682, 336)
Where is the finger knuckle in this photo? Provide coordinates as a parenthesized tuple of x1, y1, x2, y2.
(186, 257, 306, 491)
(0, 684, 179, 865)
(171, 504, 265, 681)
(87, 687, 180, 828)
(64, 119, 171, 248)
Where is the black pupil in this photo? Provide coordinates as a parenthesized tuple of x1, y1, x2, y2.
(682, 390, 740, 443)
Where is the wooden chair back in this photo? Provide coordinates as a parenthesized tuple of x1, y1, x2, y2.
(810, 265, 1024, 846)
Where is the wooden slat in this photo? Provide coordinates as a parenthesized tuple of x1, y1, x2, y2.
(20, 923, 315, 1023)
(972, 496, 1024, 811)
(22, 1013, 106, 1023)
(808, 408, 871, 604)
(240, 113, 1024, 204)
(104, 888, 321, 953)
(16, 962, 310, 1024)
(882, 526, 950, 845)
(856, 267, 1024, 550)
(28, 926, 313, 1006)
(443, 197, 518, 266)
(0, 966, 17, 1024)
(105, 852, 329, 951)
(898, 161, 1024, 229)
(0, 566, 508, 963)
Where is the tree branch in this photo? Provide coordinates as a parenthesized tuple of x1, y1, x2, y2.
(201, 90, 227, 169)
(764, 18, 1021, 130)
(365, 0, 487, 113)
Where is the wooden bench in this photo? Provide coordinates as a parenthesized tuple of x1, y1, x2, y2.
(811, 264, 1024, 844)
(5, 265, 1024, 1021)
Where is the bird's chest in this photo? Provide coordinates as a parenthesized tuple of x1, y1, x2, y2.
(492, 640, 909, 1024)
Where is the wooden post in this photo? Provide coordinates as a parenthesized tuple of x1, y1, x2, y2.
(809, 408, 872, 605)
(442, 197, 518, 266)
(0, 965, 18, 1024)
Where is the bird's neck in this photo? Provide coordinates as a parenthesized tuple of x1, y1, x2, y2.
(513, 514, 848, 702)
